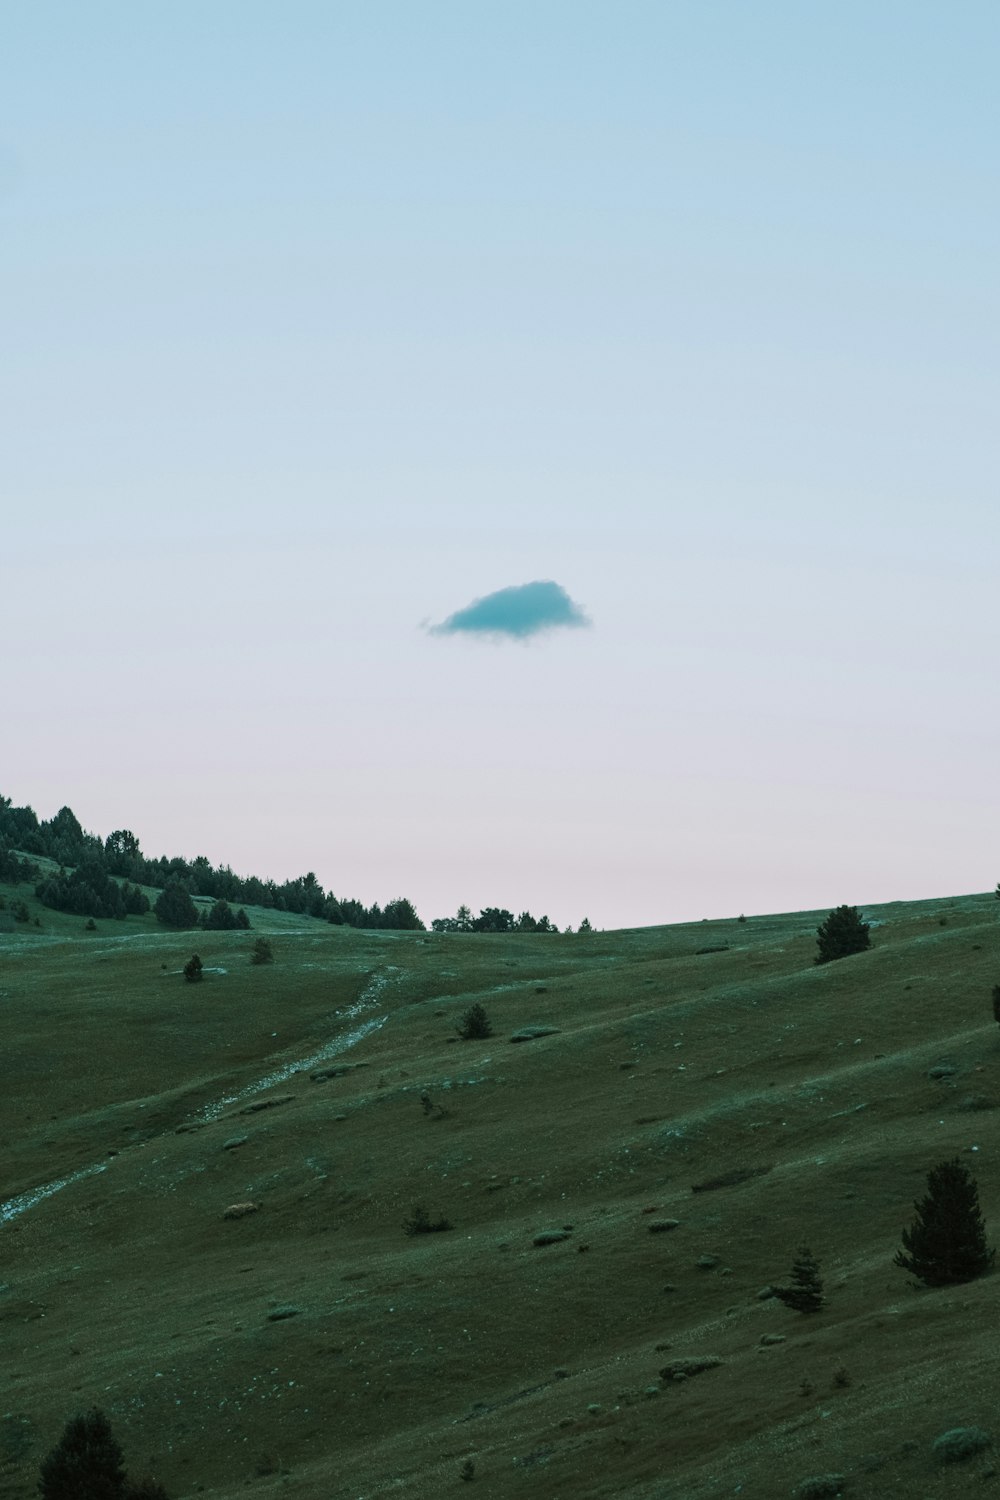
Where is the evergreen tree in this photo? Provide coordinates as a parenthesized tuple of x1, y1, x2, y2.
(992, 985, 1000, 1028)
(894, 1157, 995, 1287)
(38, 1408, 127, 1500)
(457, 1003, 492, 1040)
(201, 899, 237, 930)
(814, 904, 871, 964)
(774, 1245, 824, 1313)
(154, 880, 199, 929)
(250, 937, 274, 965)
(183, 954, 203, 983)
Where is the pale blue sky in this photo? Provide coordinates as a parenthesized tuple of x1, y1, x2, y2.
(3, 2, 997, 927)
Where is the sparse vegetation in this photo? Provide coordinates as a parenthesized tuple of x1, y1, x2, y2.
(992, 983, 1000, 1027)
(7, 851, 1000, 1500)
(894, 1157, 995, 1286)
(815, 904, 871, 964)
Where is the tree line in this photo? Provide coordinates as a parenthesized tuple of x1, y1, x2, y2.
(0, 794, 425, 929)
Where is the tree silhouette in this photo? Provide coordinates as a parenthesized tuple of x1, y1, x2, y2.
(38, 1408, 127, 1500)
(814, 905, 870, 964)
(457, 1003, 492, 1040)
(774, 1245, 824, 1313)
(894, 1157, 995, 1286)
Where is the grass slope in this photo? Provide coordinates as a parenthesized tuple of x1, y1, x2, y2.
(2, 887, 998, 1499)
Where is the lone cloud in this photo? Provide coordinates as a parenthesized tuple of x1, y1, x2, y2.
(427, 580, 591, 641)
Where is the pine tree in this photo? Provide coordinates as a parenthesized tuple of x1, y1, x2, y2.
(38, 1408, 128, 1500)
(153, 879, 199, 929)
(992, 984, 1000, 1028)
(814, 905, 871, 964)
(182, 954, 203, 983)
(894, 1157, 995, 1286)
(774, 1245, 824, 1313)
(457, 1003, 492, 1040)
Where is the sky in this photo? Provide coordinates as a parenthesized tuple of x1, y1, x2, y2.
(2, 1, 998, 930)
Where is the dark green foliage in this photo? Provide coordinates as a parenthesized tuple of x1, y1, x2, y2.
(84, 919, 97, 933)
(13, 900, 30, 923)
(774, 1246, 824, 1313)
(103, 829, 144, 879)
(201, 899, 240, 930)
(250, 937, 274, 965)
(335, 896, 425, 930)
(234, 906, 250, 928)
(153, 880, 199, 929)
(894, 1157, 995, 1286)
(0, 838, 38, 884)
(473, 907, 516, 932)
(814, 904, 871, 964)
(2, 792, 423, 926)
(432, 904, 556, 933)
(457, 1003, 492, 1040)
(37, 1407, 127, 1500)
(35, 860, 144, 921)
(992, 985, 1000, 1027)
(183, 954, 203, 983)
(403, 1205, 453, 1236)
(578, 917, 593, 932)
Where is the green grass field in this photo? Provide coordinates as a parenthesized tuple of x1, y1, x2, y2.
(3, 877, 999, 1498)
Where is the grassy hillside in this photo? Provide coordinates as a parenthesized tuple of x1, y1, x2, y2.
(2, 886, 998, 1498)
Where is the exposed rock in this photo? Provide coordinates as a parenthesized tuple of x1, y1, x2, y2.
(222, 1201, 262, 1220)
(222, 1135, 249, 1151)
(533, 1229, 572, 1246)
(510, 1026, 561, 1043)
(647, 1219, 681, 1234)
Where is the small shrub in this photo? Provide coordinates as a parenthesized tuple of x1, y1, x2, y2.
(831, 1364, 851, 1388)
(457, 1003, 492, 1040)
(991, 984, 1000, 1028)
(403, 1204, 453, 1236)
(459, 1457, 475, 1481)
(183, 954, 203, 983)
(250, 937, 274, 965)
(84, 918, 97, 933)
(13, 901, 30, 923)
(932, 1426, 992, 1463)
